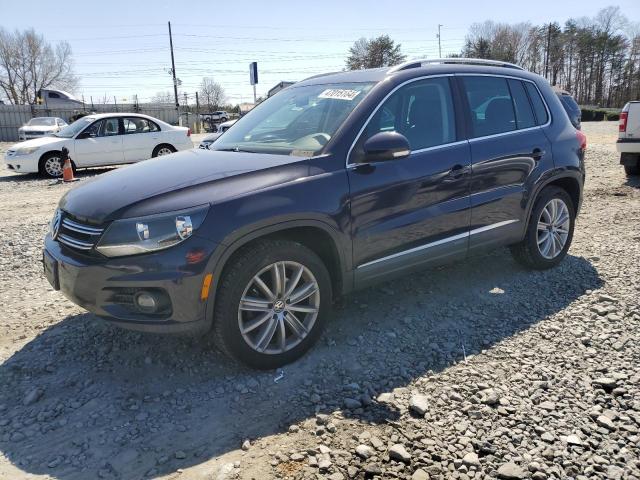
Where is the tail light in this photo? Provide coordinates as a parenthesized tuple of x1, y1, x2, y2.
(619, 112, 628, 133)
(187, 128, 191, 137)
(576, 129, 587, 151)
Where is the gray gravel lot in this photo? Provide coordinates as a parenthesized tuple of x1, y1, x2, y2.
(0, 122, 638, 480)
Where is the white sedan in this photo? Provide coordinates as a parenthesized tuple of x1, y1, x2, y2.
(18, 117, 68, 140)
(4, 113, 193, 178)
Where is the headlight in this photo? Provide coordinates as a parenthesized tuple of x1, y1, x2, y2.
(96, 205, 209, 257)
(15, 146, 40, 155)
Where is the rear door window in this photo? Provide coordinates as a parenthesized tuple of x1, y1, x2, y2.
(461, 76, 516, 137)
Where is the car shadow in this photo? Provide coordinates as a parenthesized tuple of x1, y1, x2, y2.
(0, 250, 602, 479)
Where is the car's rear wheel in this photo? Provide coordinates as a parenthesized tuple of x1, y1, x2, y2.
(510, 186, 575, 270)
(624, 164, 640, 176)
(212, 240, 332, 369)
(39, 152, 64, 178)
(152, 144, 176, 157)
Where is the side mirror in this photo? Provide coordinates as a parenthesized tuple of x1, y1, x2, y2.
(76, 131, 96, 139)
(362, 131, 411, 163)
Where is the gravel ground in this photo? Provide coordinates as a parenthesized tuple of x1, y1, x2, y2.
(0, 122, 638, 480)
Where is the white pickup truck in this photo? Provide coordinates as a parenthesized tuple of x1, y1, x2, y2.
(618, 101, 640, 176)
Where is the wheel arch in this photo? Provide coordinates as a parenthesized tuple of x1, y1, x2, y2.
(203, 220, 352, 330)
(38, 150, 76, 175)
(152, 143, 176, 157)
(528, 172, 582, 217)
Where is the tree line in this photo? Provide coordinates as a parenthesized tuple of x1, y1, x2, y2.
(345, 6, 639, 108)
(462, 6, 639, 108)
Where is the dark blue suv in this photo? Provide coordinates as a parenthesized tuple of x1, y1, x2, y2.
(43, 59, 586, 368)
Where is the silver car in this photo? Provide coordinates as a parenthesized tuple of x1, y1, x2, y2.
(19, 117, 68, 140)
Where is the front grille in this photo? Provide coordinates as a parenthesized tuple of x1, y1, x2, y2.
(57, 215, 104, 252)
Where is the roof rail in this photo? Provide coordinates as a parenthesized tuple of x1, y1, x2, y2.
(388, 58, 524, 73)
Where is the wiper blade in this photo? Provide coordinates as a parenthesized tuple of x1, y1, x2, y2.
(215, 147, 256, 153)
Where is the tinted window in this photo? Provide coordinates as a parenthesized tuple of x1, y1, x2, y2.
(508, 79, 536, 129)
(461, 76, 515, 137)
(524, 82, 549, 125)
(48, 92, 60, 99)
(363, 77, 456, 151)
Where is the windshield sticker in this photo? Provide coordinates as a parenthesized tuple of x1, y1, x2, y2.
(318, 89, 361, 101)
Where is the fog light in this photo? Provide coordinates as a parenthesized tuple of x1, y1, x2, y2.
(134, 291, 157, 313)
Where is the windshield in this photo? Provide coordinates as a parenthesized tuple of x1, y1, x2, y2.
(55, 117, 95, 138)
(27, 118, 56, 126)
(213, 82, 375, 156)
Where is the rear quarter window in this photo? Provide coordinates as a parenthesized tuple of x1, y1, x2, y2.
(524, 82, 549, 125)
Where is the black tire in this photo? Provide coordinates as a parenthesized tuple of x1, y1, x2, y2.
(510, 186, 575, 270)
(212, 240, 332, 369)
(38, 152, 64, 178)
(220, 117, 228, 122)
(624, 164, 640, 176)
(152, 144, 176, 157)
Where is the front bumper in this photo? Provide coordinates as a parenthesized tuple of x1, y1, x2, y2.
(4, 151, 39, 173)
(43, 233, 219, 334)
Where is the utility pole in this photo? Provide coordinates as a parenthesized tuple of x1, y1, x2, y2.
(195, 91, 201, 134)
(544, 23, 551, 79)
(168, 21, 180, 115)
(114, 95, 117, 112)
(437, 24, 443, 58)
(183, 92, 188, 128)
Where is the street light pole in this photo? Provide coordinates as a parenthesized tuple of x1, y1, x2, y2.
(437, 24, 443, 58)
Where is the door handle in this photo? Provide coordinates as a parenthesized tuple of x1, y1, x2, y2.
(532, 148, 545, 161)
(445, 164, 470, 180)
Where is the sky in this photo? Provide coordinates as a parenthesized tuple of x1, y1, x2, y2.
(1, 0, 639, 107)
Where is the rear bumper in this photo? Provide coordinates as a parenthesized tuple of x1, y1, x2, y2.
(43, 233, 219, 334)
(617, 138, 640, 154)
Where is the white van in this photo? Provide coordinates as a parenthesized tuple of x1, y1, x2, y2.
(617, 101, 640, 176)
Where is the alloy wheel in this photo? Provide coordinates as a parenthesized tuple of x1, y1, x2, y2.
(537, 198, 570, 259)
(237, 261, 320, 355)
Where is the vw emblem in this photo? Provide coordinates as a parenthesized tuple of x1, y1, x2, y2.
(51, 210, 62, 240)
(273, 300, 286, 312)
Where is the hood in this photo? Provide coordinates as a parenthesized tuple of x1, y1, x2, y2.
(202, 132, 223, 142)
(10, 136, 65, 150)
(20, 125, 57, 132)
(59, 148, 310, 223)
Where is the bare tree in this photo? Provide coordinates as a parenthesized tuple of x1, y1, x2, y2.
(346, 35, 406, 70)
(199, 77, 226, 111)
(460, 7, 639, 107)
(0, 28, 77, 105)
(150, 91, 174, 104)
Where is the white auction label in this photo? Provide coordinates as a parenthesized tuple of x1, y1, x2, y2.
(318, 89, 361, 101)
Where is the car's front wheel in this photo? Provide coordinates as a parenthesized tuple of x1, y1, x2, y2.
(212, 240, 332, 369)
(39, 152, 64, 178)
(510, 186, 575, 270)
